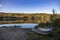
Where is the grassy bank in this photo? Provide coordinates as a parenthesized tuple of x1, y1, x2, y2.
(26, 31, 60, 40)
(26, 18, 60, 40)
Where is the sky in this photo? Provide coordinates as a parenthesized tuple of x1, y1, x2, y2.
(0, 0, 60, 14)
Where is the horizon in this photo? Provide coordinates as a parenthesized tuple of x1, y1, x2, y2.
(1, 11, 60, 14)
(0, 0, 60, 14)
(0, 10, 60, 14)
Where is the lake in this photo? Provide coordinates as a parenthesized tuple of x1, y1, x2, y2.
(0, 24, 38, 28)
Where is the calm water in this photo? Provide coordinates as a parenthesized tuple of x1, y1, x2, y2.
(0, 24, 38, 28)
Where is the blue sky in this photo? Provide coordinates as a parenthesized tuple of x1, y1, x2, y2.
(0, 0, 60, 14)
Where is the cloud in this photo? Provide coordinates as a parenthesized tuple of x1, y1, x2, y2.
(0, 4, 2, 7)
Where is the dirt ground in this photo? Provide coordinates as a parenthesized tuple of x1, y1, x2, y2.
(0, 27, 29, 40)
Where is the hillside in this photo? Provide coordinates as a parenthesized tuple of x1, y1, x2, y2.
(0, 12, 60, 24)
